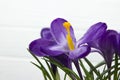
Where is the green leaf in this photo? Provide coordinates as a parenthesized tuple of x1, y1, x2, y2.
(44, 60, 56, 80)
(44, 57, 81, 80)
(84, 58, 103, 80)
(55, 70, 61, 80)
(113, 54, 119, 80)
(44, 59, 61, 80)
(27, 49, 52, 80)
(27, 49, 41, 65)
(89, 60, 106, 73)
(31, 62, 47, 80)
(102, 64, 120, 80)
(79, 60, 94, 80)
(64, 73, 67, 80)
(62, 67, 81, 80)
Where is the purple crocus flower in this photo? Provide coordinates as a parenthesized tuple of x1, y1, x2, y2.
(30, 27, 72, 68)
(118, 34, 120, 57)
(116, 33, 120, 57)
(82, 23, 118, 68)
(92, 30, 118, 80)
(96, 30, 118, 68)
(29, 18, 92, 80)
(30, 27, 72, 79)
(29, 18, 91, 62)
(79, 22, 107, 45)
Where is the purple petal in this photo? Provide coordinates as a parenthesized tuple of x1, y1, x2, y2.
(41, 28, 53, 40)
(78, 22, 107, 45)
(51, 18, 76, 46)
(97, 30, 118, 68)
(98, 30, 118, 53)
(69, 45, 90, 60)
(52, 54, 72, 69)
(42, 44, 67, 56)
(29, 38, 64, 57)
(29, 38, 47, 57)
(118, 34, 120, 57)
(115, 33, 120, 57)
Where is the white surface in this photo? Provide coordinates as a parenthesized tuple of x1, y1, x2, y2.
(0, 0, 120, 80)
(0, 57, 43, 80)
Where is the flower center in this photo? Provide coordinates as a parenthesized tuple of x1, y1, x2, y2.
(63, 22, 75, 50)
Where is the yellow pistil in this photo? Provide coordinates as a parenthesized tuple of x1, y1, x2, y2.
(63, 22, 75, 50)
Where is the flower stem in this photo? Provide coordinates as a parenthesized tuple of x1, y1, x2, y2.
(74, 60, 83, 80)
(114, 54, 119, 80)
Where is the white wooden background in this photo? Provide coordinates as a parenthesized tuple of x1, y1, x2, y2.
(0, 0, 120, 80)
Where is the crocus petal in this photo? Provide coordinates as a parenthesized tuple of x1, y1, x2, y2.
(52, 54, 72, 69)
(118, 34, 120, 57)
(29, 38, 64, 57)
(51, 18, 76, 46)
(97, 30, 118, 68)
(42, 45, 67, 56)
(29, 39, 47, 56)
(41, 28, 53, 40)
(115, 33, 120, 57)
(78, 22, 107, 45)
(49, 44, 68, 52)
(69, 45, 90, 60)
